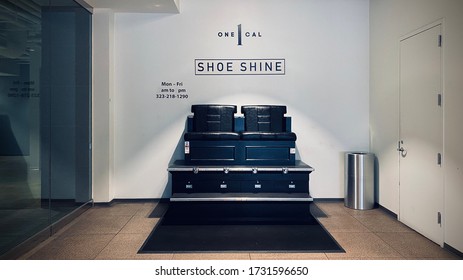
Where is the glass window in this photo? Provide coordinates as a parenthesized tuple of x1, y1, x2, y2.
(0, 0, 91, 256)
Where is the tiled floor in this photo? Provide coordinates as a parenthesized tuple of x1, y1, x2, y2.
(19, 201, 462, 260)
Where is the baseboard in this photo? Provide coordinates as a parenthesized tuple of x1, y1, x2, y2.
(378, 204, 398, 219)
(312, 198, 343, 202)
(93, 198, 166, 207)
(444, 243, 463, 258)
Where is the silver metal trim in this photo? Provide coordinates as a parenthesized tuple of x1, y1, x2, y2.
(167, 166, 314, 172)
(170, 197, 314, 202)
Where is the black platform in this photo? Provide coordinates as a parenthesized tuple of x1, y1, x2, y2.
(139, 201, 344, 253)
(168, 160, 313, 197)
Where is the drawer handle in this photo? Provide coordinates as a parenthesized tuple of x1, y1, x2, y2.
(289, 184, 296, 189)
(186, 184, 193, 189)
(220, 184, 227, 189)
(254, 184, 262, 189)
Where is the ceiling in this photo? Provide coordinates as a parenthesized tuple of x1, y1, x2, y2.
(0, 0, 179, 64)
(79, 0, 180, 13)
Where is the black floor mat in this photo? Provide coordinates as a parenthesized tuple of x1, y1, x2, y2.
(139, 201, 344, 253)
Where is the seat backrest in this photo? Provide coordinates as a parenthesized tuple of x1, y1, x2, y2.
(191, 105, 237, 132)
(241, 105, 287, 132)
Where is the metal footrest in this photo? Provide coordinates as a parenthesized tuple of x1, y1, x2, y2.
(170, 192, 313, 202)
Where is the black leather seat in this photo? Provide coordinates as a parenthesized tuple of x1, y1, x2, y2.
(240, 131, 296, 140)
(184, 132, 240, 140)
(240, 105, 297, 141)
(184, 105, 240, 141)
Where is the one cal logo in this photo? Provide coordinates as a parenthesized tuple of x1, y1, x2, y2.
(217, 24, 262, 46)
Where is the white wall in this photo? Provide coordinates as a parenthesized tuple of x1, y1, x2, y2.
(370, 0, 463, 252)
(105, 0, 370, 200)
(108, 0, 370, 199)
(92, 9, 115, 202)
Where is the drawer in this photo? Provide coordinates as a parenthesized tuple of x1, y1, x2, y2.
(172, 179, 196, 193)
(172, 179, 241, 193)
(204, 180, 240, 193)
(171, 169, 311, 194)
(172, 179, 213, 193)
(273, 180, 308, 193)
(241, 180, 275, 193)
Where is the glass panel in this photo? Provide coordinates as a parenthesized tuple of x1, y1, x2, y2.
(0, 0, 48, 256)
(0, 0, 91, 256)
(41, 0, 92, 223)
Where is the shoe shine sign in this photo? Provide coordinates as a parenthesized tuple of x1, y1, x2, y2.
(195, 24, 286, 76)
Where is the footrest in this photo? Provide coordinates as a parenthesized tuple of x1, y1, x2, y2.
(170, 192, 313, 202)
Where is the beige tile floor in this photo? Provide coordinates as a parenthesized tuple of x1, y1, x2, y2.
(19, 201, 462, 260)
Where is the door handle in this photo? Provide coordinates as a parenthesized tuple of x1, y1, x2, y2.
(398, 147, 408, 157)
(397, 141, 408, 157)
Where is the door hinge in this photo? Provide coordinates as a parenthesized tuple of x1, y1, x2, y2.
(437, 153, 442, 166)
(438, 93, 442, 107)
(438, 35, 442, 47)
(438, 212, 442, 225)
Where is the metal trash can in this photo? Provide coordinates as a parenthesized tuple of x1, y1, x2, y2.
(344, 152, 375, 210)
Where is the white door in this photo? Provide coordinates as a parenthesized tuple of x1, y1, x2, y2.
(399, 24, 443, 245)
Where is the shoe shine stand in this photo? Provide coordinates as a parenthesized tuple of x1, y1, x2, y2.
(168, 105, 313, 203)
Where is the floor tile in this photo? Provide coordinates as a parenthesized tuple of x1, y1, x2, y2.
(314, 202, 351, 217)
(326, 232, 403, 259)
(173, 253, 251, 260)
(95, 233, 173, 260)
(18, 201, 462, 260)
(354, 214, 414, 233)
(134, 202, 159, 217)
(59, 215, 132, 236)
(344, 207, 389, 217)
(250, 253, 328, 260)
(318, 215, 370, 233)
(86, 203, 143, 217)
(28, 234, 115, 260)
(376, 232, 461, 259)
(119, 216, 159, 234)
(326, 256, 404, 260)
